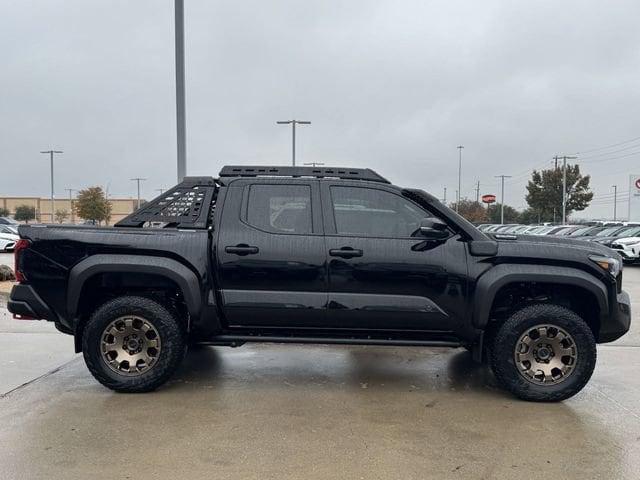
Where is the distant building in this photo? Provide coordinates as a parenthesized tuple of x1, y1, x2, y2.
(0, 196, 140, 224)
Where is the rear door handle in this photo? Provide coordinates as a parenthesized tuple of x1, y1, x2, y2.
(225, 244, 259, 256)
(329, 247, 363, 258)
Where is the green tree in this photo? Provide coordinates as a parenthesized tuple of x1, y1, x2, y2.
(449, 199, 488, 223)
(518, 208, 541, 225)
(55, 209, 69, 224)
(75, 187, 112, 225)
(0, 207, 9, 217)
(14, 204, 36, 223)
(525, 165, 593, 222)
(487, 203, 520, 223)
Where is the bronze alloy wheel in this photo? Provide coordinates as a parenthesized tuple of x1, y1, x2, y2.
(514, 324, 578, 385)
(100, 315, 162, 376)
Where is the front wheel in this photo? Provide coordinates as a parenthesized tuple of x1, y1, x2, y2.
(490, 304, 596, 402)
(82, 296, 186, 392)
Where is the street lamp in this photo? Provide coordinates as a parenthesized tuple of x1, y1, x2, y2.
(175, 0, 187, 182)
(456, 145, 464, 212)
(40, 150, 63, 223)
(277, 120, 311, 166)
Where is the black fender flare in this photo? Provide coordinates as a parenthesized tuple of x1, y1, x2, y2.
(67, 254, 202, 322)
(472, 264, 608, 329)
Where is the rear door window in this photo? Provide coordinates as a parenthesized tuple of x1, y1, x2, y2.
(246, 184, 312, 235)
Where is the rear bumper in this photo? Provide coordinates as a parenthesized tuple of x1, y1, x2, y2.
(599, 290, 631, 343)
(7, 284, 57, 321)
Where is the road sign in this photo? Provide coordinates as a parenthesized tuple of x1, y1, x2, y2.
(629, 175, 640, 221)
(481, 194, 496, 204)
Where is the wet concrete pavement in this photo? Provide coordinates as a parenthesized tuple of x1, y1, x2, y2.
(1, 268, 639, 479)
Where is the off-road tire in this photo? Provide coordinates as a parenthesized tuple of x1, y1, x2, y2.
(82, 296, 186, 392)
(490, 304, 596, 402)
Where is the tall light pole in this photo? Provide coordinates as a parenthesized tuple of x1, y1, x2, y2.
(175, 0, 187, 182)
(612, 185, 618, 221)
(65, 188, 76, 224)
(40, 150, 63, 223)
(557, 155, 578, 225)
(456, 146, 464, 212)
(131, 178, 147, 210)
(442, 187, 447, 204)
(277, 120, 311, 166)
(495, 174, 512, 224)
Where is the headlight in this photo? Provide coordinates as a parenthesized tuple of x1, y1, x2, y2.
(589, 255, 622, 277)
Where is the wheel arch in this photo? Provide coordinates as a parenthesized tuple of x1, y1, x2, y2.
(68, 255, 202, 351)
(473, 264, 608, 334)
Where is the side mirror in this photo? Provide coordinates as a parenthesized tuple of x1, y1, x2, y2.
(419, 217, 449, 238)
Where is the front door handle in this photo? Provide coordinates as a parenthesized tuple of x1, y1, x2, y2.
(225, 244, 259, 256)
(329, 247, 363, 259)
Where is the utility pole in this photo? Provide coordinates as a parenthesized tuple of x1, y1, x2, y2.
(40, 150, 63, 223)
(277, 120, 311, 166)
(557, 155, 578, 225)
(443, 187, 447, 204)
(475, 180, 480, 203)
(303, 162, 324, 167)
(65, 188, 75, 224)
(554, 155, 559, 170)
(156, 188, 165, 195)
(456, 145, 464, 212)
(612, 185, 618, 221)
(175, 0, 187, 182)
(495, 175, 512, 224)
(130, 178, 147, 210)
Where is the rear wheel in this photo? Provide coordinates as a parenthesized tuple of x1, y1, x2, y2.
(82, 296, 186, 392)
(490, 304, 596, 402)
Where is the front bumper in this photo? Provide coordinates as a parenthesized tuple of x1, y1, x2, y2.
(599, 290, 631, 343)
(610, 244, 639, 261)
(7, 284, 57, 321)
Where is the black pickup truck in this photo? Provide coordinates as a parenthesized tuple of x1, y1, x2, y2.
(8, 166, 631, 401)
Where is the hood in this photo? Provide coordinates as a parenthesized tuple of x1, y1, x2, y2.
(488, 232, 618, 263)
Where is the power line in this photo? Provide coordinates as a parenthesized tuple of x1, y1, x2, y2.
(573, 134, 640, 155)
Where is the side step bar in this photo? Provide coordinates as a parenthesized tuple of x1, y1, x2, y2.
(201, 335, 461, 348)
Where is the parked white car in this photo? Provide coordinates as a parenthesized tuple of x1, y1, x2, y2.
(0, 232, 18, 252)
(611, 237, 640, 264)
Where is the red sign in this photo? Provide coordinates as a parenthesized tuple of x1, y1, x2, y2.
(635, 178, 640, 190)
(481, 194, 496, 204)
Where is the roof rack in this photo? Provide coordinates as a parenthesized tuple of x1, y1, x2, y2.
(115, 176, 217, 229)
(218, 165, 390, 184)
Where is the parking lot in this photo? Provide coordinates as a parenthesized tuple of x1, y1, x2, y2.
(0, 267, 638, 479)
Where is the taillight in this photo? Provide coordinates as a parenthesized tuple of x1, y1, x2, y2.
(14, 239, 30, 283)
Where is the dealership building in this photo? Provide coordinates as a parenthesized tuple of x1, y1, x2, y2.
(0, 196, 139, 224)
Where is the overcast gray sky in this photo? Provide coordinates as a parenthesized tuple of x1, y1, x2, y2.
(1, 0, 640, 219)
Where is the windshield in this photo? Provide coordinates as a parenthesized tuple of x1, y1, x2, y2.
(596, 227, 621, 236)
(617, 226, 640, 237)
(569, 226, 592, 236)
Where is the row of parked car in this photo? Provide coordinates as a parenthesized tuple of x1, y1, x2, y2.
(0, 217, 19, 252)
(477, 222, 640, 263)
